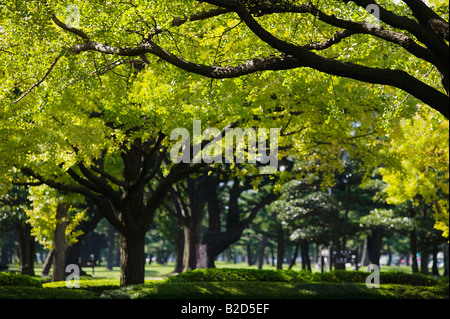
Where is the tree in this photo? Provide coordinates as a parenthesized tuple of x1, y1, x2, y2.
(4, 1, 445, 117)
(25, 185, 86, 281)
(202, 170, 280, 268)
(0, 185, 36, 275)
(166, 176, 209, 272)
(380, 107, 449, 239)
(154, 204, 184, 273)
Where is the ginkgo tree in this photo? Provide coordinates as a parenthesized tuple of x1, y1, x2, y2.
(380, 106, 449, 238)
(2, 0, 446, 116)
(25, 185, 86, 281)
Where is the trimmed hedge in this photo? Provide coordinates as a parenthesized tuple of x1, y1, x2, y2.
(167, 268, 313, 283)
(168, 268, 443, 287)
(0, 272, 42, 288)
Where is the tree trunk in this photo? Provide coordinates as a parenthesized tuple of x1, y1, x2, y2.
(444, 243, 449, 276)
(257, 234, 267, 269)
(360, 238, 369, 267)
(173, 232, 184, 273)
(329, 209, 341, 251)
(300, 240, 311, 272)
(386, 244, 392, 266)
(52, 203, 69, 282)
(119, 231, 146, 286)
(203, 228, 244, 268)
(106, 223, 115, 270)
(431, 244, 440, 276)
(409, 229, 419, 273)
(42, 250, 53, 276)
(419, 235, 429, 275)
(182, 222, 200, 272)
(277, 226, 285, 270)
(288, 239, 300, 270)
(247, 243, 255, 266)
(367, 227, 383, 267)
(16, 221, 36, 276)
(65, 241, 86, 275)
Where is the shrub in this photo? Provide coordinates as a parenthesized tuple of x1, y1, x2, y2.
(380, 271, 439, 286)
(167, 268, 313, 283)
(0, 286, 96, 299)
(0, 272, 42, 288)
(43, 278, 120, 292)
(168, 268, 441, 287)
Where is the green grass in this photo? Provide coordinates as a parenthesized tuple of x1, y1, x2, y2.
(3, 262, 447, 299)
(1, 277, 447, 299)
(7, 261, 436, 281)
(96, 281, 449, 299)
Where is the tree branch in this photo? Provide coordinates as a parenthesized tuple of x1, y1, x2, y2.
(402, 0, 449, 41)
(200, 0, 449, 118)
(11, 55, 61, 104)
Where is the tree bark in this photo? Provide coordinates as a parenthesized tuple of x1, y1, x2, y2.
(106, 223, 115, 270)
(119, 231, 146, 286)
(431, 244, 440, 276)
(300, 240, 311, 272)
(409, 229, 419, 273)
(360, 238, 369, 267)
(367, 227, 383, 267)
(182, 221, 201, 272)
(247, 243, 255, 266)
(15, 221, 36, 276)
(329, 209, 341, 251)
(277, 226, 285, 270)
(257, 234, 267, 269)
(173, 232, 184, 273)
(52, 203, 69, 282)
(419, 233, 430, 275)
(41, 249, 53, 276)
(203, 228, 245, 268)
(288, 239, 300, 270)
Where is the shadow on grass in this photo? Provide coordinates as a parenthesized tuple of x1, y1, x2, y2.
(98, 281, 448, 299)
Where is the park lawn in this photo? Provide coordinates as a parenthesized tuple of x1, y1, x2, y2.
(97, 281, 448, 299)
(3, 264, 447, 299)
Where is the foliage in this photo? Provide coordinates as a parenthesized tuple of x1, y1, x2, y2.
(0, 286, 96, 299)
(24, 185, 86, 249)
(360, 208, 414, 231)
(1, 280, 445, 299)
(379, 107, 449, 238)
(0, 0, 426, 190)
(167, 268, 442, 287)
(0, 271, 446, 299)
(43, 278, 120, 293)
(167, 267, 312, 283)
(98, 281, 447, 299)
(0, 272, 42, 287)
